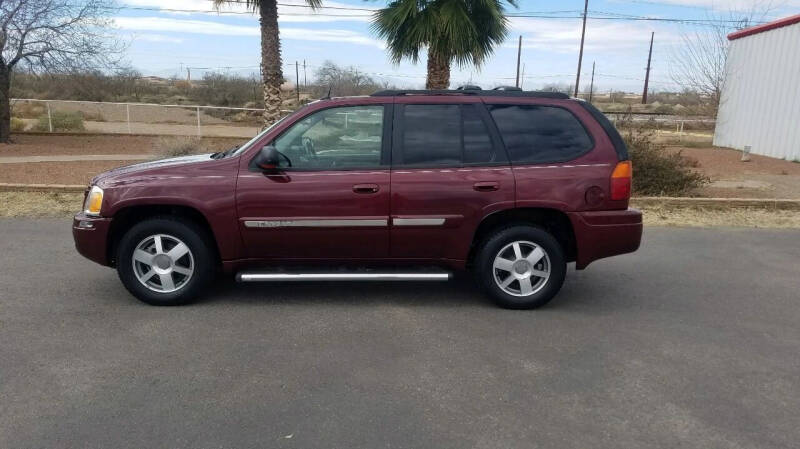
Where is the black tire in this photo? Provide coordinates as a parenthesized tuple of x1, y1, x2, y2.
(116, 217, 215, 306)
(475, 225, 567, 309)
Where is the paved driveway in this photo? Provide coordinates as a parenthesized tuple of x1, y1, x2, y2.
(1, 219, 798, 448)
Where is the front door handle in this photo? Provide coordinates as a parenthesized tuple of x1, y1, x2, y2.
(353, 184, 380, 194)
(473, 181, 499, 192)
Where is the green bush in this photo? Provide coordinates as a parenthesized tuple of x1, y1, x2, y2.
(623, 129, 709, 196)
(10, 117, 26, 132)
(34, 111, 85, 132)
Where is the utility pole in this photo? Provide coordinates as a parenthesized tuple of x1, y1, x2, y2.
(295, 61, 300, 103)
(520, 63, 526, 89)
(574, 0, 589, 97)
(303, 59, 307, 87)
(515, 35, 522, 88)
(589, 61, 596, 103)
(642, 32, 654, 104)
(186, 67, 191, 82)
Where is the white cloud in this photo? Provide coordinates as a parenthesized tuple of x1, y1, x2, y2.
(133, 33, 185, 44)
(122, 0, 375, 23)
(115, 16, 259, 35)
(507, 17, 682, 53)
(113, 16, 383, 47)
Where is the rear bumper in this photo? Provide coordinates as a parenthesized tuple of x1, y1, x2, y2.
(72, 213, 113, 267)
(568, 209, 643, 269)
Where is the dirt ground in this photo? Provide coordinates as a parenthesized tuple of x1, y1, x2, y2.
(667, 145, 800, 199)
(0, 134, 244, 157)
(2, 134, 799, 199)
(0, 161, 134, 185)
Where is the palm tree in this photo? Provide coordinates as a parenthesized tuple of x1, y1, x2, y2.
(213, 0, 321, 125)
(372, 0, 515, 89)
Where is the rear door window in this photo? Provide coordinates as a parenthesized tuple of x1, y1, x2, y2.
(395, 104, 503, 166)
(487, 105, 593, 164)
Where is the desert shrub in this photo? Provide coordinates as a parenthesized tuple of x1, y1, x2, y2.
(34, 111, 85, 132)
(653, 104, 674, 114)
(78, 110, 105, 121)
(10, 117, 27, 132)
(12, 102, 46, 118)
(623, 129, 709, 196)
(154, 136, 207, 158)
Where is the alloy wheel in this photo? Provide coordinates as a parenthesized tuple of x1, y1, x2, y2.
(132, 234, 194, 293)
(492, 240, 551, 297)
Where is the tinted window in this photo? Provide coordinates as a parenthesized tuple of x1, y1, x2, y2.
(273, 105, 383, 169)
(488, 105, 592, 164)
(399, 104, 499, 166)
(462, 105, 494, 164)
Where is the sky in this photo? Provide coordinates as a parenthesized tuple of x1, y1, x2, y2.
(113, 0, 799, 93)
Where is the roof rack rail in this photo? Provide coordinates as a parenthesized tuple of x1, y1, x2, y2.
(492, 86, 522, 91)
(370, 89, 570, 99)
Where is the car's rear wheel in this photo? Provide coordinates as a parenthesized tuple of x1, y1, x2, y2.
(476, 226, 566, 309)
(116, 217, 214, 306)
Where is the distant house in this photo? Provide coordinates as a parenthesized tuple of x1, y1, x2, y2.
(713, 14, 800, 161)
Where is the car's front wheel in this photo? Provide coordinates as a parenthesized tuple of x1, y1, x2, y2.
(116, 217, 214, 306)
(476, 225, 567, 309)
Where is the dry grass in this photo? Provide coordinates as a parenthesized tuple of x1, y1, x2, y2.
(0, 192, 83, 218)
(2, 192, 799, 229)
(153, 136, 209, 158)
(638, 205, 800, 228)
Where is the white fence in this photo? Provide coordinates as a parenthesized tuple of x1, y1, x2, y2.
(11, 98, 295, 138)
(11, 98, 715, 139)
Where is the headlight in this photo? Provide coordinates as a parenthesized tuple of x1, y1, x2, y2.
(84, 185, 104, 216)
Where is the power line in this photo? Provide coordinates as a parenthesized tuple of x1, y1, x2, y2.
(115, 5, 765, 26)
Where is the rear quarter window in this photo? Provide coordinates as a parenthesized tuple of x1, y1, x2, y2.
(487, 104, 593, 164)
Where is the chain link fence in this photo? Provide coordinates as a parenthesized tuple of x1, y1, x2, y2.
(10, 98, 298, 138)
(11, 98, 716, 140)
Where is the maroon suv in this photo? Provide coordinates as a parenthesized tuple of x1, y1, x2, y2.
(73, 88, 642, 309)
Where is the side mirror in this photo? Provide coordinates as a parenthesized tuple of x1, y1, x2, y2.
(253, 145, 281, 171)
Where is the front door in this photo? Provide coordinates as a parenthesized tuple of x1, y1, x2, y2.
(236, 104, 391, 260)
(389, 101, 515, 261)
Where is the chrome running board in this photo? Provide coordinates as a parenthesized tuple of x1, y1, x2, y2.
(237, 271, 451, 282)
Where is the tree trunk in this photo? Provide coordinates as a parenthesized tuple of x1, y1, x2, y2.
(0, 64, 11, 144)
(259, 0, 284, 127)
(426, 53, 451, 90)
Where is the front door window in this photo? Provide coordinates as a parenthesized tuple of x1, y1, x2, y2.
(273, 105, 384, 170)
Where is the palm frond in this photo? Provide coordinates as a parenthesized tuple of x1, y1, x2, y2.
(371, 0, 514, 69)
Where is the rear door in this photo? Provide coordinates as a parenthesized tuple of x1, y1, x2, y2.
(486, 101, 617, 212)
(389, 99, 515, 261)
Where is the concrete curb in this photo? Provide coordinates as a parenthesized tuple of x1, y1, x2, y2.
(2, 184, 800, 211)
(631, 197, 800, 211)
(0, 183, 85, 193)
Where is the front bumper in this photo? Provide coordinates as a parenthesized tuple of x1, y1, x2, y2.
(568, 209, 643, 269)
(72, 213, 113, 267)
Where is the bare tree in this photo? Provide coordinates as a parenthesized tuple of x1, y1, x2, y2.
(670, 6, 773, 115)
(0, 0, 120, 143)
(311, 61, 386, 97)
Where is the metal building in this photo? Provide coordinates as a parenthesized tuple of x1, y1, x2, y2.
(713, 14, 800, 161)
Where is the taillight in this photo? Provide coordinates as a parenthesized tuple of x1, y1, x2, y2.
(610, 161, 632, 201)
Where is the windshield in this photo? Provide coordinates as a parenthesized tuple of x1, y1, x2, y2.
(229, 107, 307, 157)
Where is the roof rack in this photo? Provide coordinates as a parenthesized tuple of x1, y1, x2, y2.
(370, 89, 570, 99)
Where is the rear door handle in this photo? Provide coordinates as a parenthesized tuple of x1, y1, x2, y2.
(353, 184, 380, 194)
(473, 181, 499, 192)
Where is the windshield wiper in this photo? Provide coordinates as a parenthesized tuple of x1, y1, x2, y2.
(211, 145, 240, 159)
